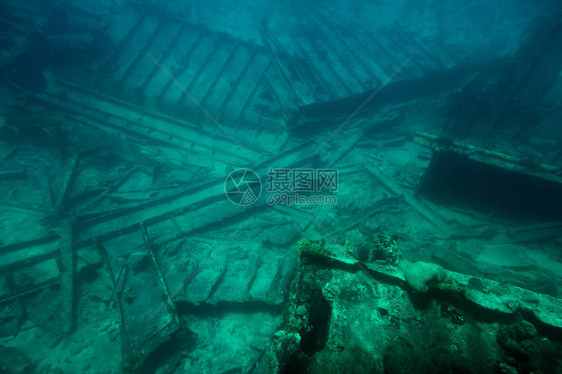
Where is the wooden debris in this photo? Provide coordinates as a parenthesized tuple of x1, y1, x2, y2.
(364, 165, 451, 234)
(501, 222, 562, 244)
(56, 219, 76, 334)
(0, 168, 25, 180)
(414, 132, 562, 184)
(84, 167, 138, 212)
(100, 228, 179, 373)
(329, 196, 406, 236)
(289, 67, 472, 135)
(54, 153, 80, 216)
(323, 129, 364, 167)
(140, 222, 175, 308)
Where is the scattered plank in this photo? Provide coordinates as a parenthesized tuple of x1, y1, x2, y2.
(56, 219, 76, 334)
(101, 228, 179, 372)
(414, 132, 562, 184)
(323, 129, 364, 167)
(54, 153, 80, 216)
(364, 164, 451, 234)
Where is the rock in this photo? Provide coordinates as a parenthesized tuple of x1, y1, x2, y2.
(403, 261, 445, 292)
(514, 320, 537, 340)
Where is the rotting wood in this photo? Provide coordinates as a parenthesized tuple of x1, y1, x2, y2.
(216, 45, 258, 116)
(0, 139, 317, 318)
(74, 139, 315, 244)
(0, 168, 25, 179)
(156, 30, 204, 103)
(300, 23, 354, 96)
(262, 75, 290, 121)
(499, 222, 562, 244)
(118, 21, 166, 87)
(56, 218, 76, 334)
(289, 32, 335, 99)
(260, 27, 301, 104)
(329, 196, 406, 236)
(55, 152, 80, 216)
(323, 129, 364, 167)
(239, 60, 271, 119)
(364, 164, 450, 234)
(140, 222, 175, 308)
(414, 132, 562, 184)
(311, 10, 379, 86)
(178, 38, 222, 105)
(99, 228, 179, 372)
(99, 12, 149, 73)
(84, 166, 138, 212)
(198, 41, 241, 109)
(0, 278, 59, 305)
(267, 31, 323, 101)
(307, 19, 368, 91)
(289, 67, 473, 135)
(140, 23, 187, 93)
(39, 83, 265, 162)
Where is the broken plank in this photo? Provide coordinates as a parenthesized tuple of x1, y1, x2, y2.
(55, 153, 80, 216)
(56, 219, 75, 334)
(414, 131, 562, 184)
(364, 165, 451, 234)
(76, 140, 315, 247)
(323, 129, 364, 167)
(502, 222, 562, 243)
(140, 222, 175, 307)
(0, 168, 25, 179)
(53, 79, 269, 156)
(0, 236, 60, 274)
(101, 230, 178, 372)
(330, 196, 406, 236)
(84, 166, 138, 212)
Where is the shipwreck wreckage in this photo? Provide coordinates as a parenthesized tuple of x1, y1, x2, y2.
(0, 1, 561, 373)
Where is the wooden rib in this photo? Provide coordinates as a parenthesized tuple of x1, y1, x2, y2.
(99, 12, 148, 73)
(56, 219, 75, 334)
(300, 24, 354, 95)
(239, 60, 271, 120)
(194, 42, 242, 126)
(265, 30, 324, 100)
(55, 152, 80, 215)
(177, 38, 222, 105)
(42, 81, 264, 161)
(84, 167, 138, 212)
(260, 27, 301, 103)
(216, 45, 258, 116)
(156, 30, 204, 103)
(311, 9, 382, 85)
(262, 74, 290, 121)
(289, 33, 336, 98)
(118, 20, 167, 86)
(307, 19, 369, 90)
(362, 31, 415, 79)
(140, 22, 187, 93)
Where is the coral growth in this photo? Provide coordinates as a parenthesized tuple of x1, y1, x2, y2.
(371, 233, 401, 265)
(297, 238, 331, 258)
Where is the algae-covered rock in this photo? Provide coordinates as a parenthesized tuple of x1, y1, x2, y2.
(297, 238, 331, 258)
(371, 233, 401, 265)
(403, 261, 445, 292)
(436, 279, 464, 294)
(497, 320, 540, 364)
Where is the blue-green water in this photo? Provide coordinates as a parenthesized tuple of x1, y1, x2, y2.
(0, 1, 561, 373)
